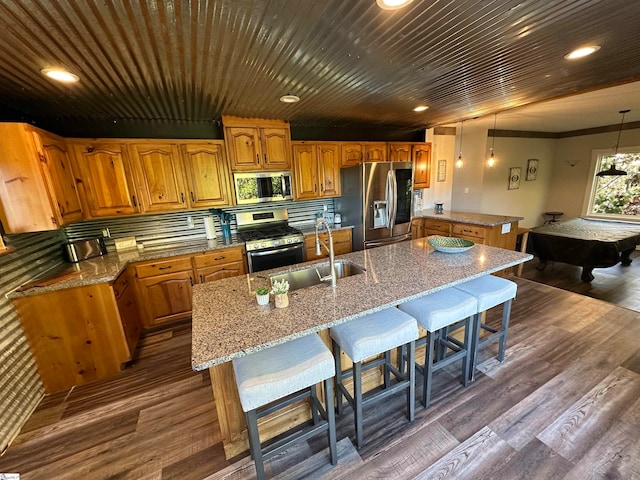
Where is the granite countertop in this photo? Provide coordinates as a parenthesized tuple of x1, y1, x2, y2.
(9, 237, 245, 298)
(191, 238, 533, 370)
(415, 210, 523, 226)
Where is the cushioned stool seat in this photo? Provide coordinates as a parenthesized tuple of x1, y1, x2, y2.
(398, 288, 477, 407)
(454, 275, 517, 381)
(330, 308, 418, 448)
(233, 334, 337, 479)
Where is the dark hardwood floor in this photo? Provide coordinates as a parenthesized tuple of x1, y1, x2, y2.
(1, 276, 640, 479)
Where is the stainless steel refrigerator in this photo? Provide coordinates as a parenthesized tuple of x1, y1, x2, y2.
(336, 162, 414, 250)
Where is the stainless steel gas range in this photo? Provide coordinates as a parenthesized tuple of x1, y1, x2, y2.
(236, 209, 305, 273)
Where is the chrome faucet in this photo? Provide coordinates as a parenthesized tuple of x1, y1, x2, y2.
(315, 217, 337, 288)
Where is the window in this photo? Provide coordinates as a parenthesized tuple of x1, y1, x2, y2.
(587, 149, 640, 220)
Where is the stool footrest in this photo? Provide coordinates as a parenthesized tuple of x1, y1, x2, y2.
(256, 389, 311, 419)
(263, 420, 330, 460)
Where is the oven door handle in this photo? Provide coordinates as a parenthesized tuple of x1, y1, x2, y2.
(248, 244, 303, 257)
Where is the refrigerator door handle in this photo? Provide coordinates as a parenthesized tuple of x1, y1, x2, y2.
(385, 170, 395, 230)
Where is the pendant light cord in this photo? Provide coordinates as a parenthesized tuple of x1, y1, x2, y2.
(614, 109, 629, 155)
(491, 113, 497, 151)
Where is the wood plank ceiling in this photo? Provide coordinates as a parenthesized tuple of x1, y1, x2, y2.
(0, 0, 639, 129)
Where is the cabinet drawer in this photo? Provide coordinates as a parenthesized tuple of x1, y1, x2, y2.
(193, 247, 244, 269)
(452, 223, 486, 239)
(134, 256, 193, 279)
(197, 261, 246, 283)
(422, 220, 451, 235)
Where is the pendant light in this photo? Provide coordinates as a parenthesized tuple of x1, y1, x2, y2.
(456, 121, 464, 168)
(487, 114, 497, 167)
(596, 109, 630, 177)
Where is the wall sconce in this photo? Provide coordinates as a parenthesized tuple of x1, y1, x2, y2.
(487, 113, 497, 167)
(456, 120, 464, 168)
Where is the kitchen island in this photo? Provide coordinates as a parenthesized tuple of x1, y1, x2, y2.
(192, 237, 532, 458)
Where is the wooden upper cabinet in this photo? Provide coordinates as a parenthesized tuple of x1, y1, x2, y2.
(222, 116, 292, 171)
(129, 143, 187, 212)
(341, 143, 364, 167)
(363, 142, 387, 162)
(292, 142, 341, 200)
(318, 143, 341, 197)
(225, 127, 262, 170)
(413, 143, 432, 189)
(0, 123, 83, 233)
(388, 143, 412, 163)
(71, 142, 141, 217)
(181, 142, 231, 208)
(292, 143, 319, 200)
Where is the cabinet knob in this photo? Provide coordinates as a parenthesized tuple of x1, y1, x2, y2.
(132, 195, 138, 207)
(190, 191, 195, 202)
(180, 192, 185, 204)
(189, 276, 194, 286)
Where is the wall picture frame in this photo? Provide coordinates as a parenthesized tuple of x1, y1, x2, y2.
(508, 167, 521, 190)
(526, 158, 539, 181)
(437, 159, 446, 182)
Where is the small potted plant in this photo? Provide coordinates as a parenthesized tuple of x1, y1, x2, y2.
(270, 279, 290, 308)
(255, 287, 270, 306)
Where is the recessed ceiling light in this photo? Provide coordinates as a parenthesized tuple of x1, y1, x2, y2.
(41, 68, 80, 83)
(413, 105, 429, 112)
(279, 94, 300, 103)
(564, 45, 600, 60)
(376, 0, 413, 10)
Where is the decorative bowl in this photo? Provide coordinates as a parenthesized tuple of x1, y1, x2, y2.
(428, 236, 474, 253)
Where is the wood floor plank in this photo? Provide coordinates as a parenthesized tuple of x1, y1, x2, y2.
(488, 438, 573, 480)
(537, 366, 640, 461)
(413, 426, 516, 479)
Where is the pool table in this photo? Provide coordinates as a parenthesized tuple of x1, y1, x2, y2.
(529, 218, 640, 282)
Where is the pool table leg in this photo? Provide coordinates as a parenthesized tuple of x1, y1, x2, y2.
(621, 248, 635, 266)
(581, 267, 595, 282)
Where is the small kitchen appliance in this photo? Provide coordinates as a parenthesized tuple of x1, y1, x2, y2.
(64, 237, 107, 263)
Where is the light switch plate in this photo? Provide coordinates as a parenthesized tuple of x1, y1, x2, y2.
(114, 236, 137, 252)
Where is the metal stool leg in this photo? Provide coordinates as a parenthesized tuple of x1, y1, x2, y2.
(324, 377, 338, 466)
(384, 350, 391, 388)
(407, 340, 416, 420)
(423, 331, 435, 408)
(333, 340, 344, 415)
(353, 361, 363, 448)
(498, 299, 513, 362)
(246, 409, 265, 480)
(310, 384, 319, 425)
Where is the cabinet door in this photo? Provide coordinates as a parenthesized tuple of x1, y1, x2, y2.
(181, 142, 232, 208)
(261, 127, 292, 170)
(318, 143, 341, 197)
(225, 127, 262, 171)
(197, 261, 246, 283)
(341, 143, 363, 167)
(292, 143, 319, 200)
(411, 218, 425, 239)
(413, 144, 432, 189)
(364, 143, 387, 162)
(113, 273, 141, 357)
(130, 143, 187, 212)
(37, 134, 84, 224)
(73, 143, 141, 217)
(389, 143, 411, 163)
(136, 271, 194, 327)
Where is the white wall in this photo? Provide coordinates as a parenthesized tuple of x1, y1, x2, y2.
(423, 122, 640, 229)
(480, 136, 556, 227)
(548, 127, 640, 219)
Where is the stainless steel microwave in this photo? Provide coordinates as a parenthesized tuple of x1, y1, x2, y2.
(233, 171, 293, 204)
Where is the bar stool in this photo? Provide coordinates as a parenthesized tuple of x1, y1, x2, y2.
(232, 334, 337, 480)
(330, 308, 419, 448)
(397, 288, 477, 408)
(454, 275, 518, 381)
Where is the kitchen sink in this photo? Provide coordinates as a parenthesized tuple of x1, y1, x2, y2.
(270, 260, 365, 291)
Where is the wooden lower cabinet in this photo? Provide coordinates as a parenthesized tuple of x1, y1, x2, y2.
(304, 228, 352, 261)
(133, 246, 247, 327)
(12, 283, 133, 393)
(133, 256, 195, 328)
(411, 217, 518, 250)
(194, 247, 247, 283)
